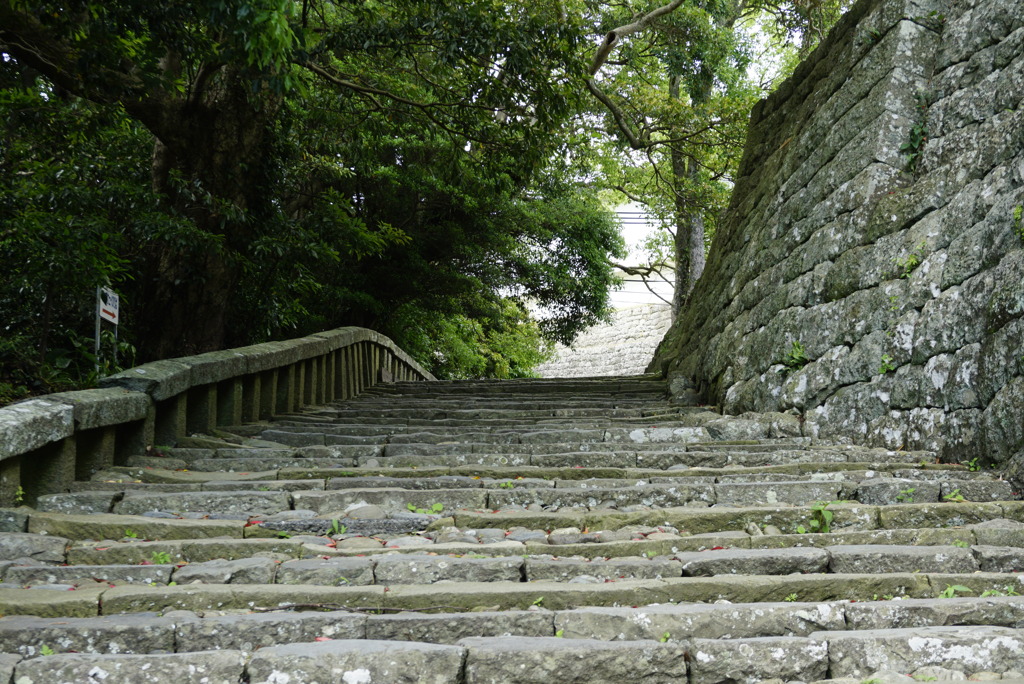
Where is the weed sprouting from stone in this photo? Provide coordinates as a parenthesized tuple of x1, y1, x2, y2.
(150, 551, 172, 565)
(896, 487, 916, 503)
(782, 341, 809, 375)
(878, 354, 896, 374)
(407, 502, 445, 515)
(797, 500, 836, 534)
(894, 242, 925, 278)
(900, 94, 930, 172)
(937, 584, 971, 598)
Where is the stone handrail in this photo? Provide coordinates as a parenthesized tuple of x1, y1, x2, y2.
(0, 327, 434, 506)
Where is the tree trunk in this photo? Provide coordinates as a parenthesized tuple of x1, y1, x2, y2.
(130, 67, 283, 361)
(668, 75, 707, 317)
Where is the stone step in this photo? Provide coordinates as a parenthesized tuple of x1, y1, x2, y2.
(81, 461, 975, 488)
(29, 474, 1018, 521)
(2, 600, 1023, 681)
(2, 574, 1023, 620)
(2, 629, 1022, 684)
(12, 496, 1024, 545)
(256, 425, 820, 445)
(165, 437, 833, 456)
(161, 448, 933, 472)
(69, 470, 994, 504)
(362, 449, 924, 471)
(8, 541, 1021, 589)
(6, 522, 1022, 580)
(26, 516, 1014, 569)
(289, 406, 693, 420)
(268, 418, 709, 433)
(333, 395, 672, 406)
(451, 500, 1024, 535)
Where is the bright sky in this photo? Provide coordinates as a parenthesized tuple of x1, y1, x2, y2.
(609, 202, 674, 308)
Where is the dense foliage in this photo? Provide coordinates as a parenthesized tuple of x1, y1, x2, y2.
(0, 0, 625, 397)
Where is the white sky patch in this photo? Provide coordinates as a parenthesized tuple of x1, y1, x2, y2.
(611, 202, 674, 309)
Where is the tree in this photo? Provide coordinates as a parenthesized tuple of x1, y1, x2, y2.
(584, 0, 847, 312)
(0, 0, 610, 361)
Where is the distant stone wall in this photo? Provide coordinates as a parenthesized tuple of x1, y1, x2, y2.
(651, 0, 1024, 478)
(537, 304, 672, 378)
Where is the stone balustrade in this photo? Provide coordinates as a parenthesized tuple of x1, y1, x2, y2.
(0, 327, 433, 507)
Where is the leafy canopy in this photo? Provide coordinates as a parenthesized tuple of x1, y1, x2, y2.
(0, 0, 623, 392)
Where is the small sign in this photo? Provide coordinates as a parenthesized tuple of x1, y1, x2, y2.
(99, 288, 119, 324)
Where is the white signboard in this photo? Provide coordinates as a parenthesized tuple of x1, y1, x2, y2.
(99, 288, 119, 325)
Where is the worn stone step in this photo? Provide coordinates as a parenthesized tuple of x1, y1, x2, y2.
(3, 597, 1023, 662)
(2, 628, 1021, 684)
(2, 563, 174, 587)
(375, 440, 910, 458)
(271, 411, 706, 427)
(81, 461, 969, 489)
(319, 407, 688, 420)
(55, 477, 1008, 520)
(25, 512, 246, 541)
(451, 501, 1024, 535)
(2, 573, 1023, 619)
(47, 543, 1003, 585)
(49, 520, 1020, 568)
(359, 448, 928, 470)
(187, 457, 359, 471)
(59, 530, 721, 565)
(349, 395, 675, 406)
(7, 650, 247, 683)
(64, 538, 306, 565)
(683, 626, 1024, 683)
(18, 500, 1024, 548)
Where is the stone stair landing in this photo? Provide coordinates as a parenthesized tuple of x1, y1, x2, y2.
(0, 374, 1022, 683)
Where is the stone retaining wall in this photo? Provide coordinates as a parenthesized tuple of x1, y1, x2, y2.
(0, 328, 433, 506)
(651, 0, 1024, 478)
(537, 304, 672, 378)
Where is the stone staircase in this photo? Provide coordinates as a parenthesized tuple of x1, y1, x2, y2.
(1, 374, 1023, 683)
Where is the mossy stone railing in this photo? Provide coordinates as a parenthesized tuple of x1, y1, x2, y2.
(0, 328, 434, 507)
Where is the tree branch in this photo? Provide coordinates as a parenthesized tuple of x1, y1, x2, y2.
(611, 185, 649, 206)
(301, 60, 501, 147)
(585, 0, 685, 150)
(0, 5, 175, 137)
(585, 78, 647, 149)
(611, 260, 659, 277)
(611, 261, 675, 307)
(641, 276, 674, 307)
(588, 0, 685, 76)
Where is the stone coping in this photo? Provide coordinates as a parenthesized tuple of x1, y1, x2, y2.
(0, 327, 434, 462)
